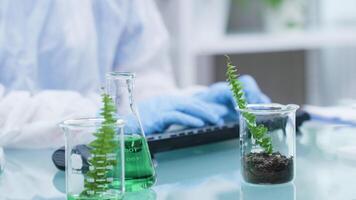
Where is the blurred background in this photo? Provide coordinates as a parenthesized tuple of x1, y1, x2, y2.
(155, 0, 356, 106)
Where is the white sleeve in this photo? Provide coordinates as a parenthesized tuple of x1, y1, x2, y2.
(0, 84, 101, 149)
(114, 0, 178, 101)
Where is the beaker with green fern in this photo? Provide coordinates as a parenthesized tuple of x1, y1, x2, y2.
(60, 94, 125, 200)
(226, 56, 298, 184)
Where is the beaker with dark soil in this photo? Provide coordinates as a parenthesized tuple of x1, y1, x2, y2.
(239, 104, 299, 184)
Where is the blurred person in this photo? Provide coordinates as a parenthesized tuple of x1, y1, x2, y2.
(0, 0, 270, 148)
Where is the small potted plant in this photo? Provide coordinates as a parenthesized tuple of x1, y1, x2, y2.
(263, 0, 306, 32)
(226, 56, 299, 184)
(231, 0, 305, 33)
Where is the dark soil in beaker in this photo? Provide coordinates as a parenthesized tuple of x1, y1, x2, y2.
(243, 152, 293, 184)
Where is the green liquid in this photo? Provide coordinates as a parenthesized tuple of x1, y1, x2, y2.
(124, 134, 156, 192)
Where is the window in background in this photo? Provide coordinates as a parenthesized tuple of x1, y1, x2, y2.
(155, 0, 356, 106)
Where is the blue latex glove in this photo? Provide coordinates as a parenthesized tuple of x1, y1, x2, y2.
(125, 95, 229, 135)
(195, 75, 271, 120)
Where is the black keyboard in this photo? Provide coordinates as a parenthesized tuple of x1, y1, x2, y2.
(147, 109, 310, 153)
(147, 122, 238, 154)
(52, 110, 310, 171)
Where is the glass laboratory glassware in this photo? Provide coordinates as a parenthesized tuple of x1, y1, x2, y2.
(239, 104, 299, 184)
(106, 72, 156, 192)
(60, 118, 125, 200)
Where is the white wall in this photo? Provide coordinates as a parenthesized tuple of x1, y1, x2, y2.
(314, 0, 356, 105)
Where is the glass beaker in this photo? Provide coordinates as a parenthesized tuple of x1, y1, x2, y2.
(60, 118, 125, 200)
(239, 104, 299, 184)
(106, 72, 156, 192)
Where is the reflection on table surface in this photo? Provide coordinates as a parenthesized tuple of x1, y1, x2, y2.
(1, 121, 356, 200)
(241, 182, 295, 200)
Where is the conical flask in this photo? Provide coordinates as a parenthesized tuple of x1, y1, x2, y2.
(106, 72, 156, 192)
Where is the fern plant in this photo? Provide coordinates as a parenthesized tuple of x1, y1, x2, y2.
(236, 0, 283, 9)
(225, 55, 273, 154)
(81, 93, 118, 197)
(264, 0, 283, 9)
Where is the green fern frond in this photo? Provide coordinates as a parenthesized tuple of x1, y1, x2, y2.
(225, 55, 273, 154)
(81, 93, 119, 197)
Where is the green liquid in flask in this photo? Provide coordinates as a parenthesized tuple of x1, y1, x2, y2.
(124, 134, 156, 192)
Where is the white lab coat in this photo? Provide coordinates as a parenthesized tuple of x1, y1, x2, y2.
(0, 0, 177, 148)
